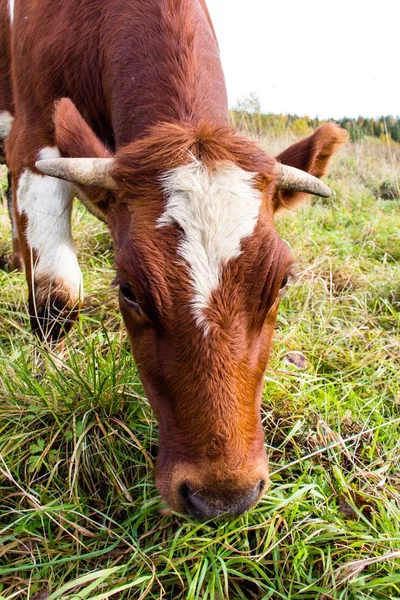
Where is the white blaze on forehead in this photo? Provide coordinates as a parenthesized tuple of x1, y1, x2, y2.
(158, 161, 262, 329)
(8, 0, 14, 23)
(0, 111, 13, 139)
(17, 147, 83, 298)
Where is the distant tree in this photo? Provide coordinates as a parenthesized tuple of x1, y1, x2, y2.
(367, 118, 375, 137)
(229, 104, 400, 144)
(233, 93, 263, 135)
(374, 121, 383, 137)
(290, 118, 313, 137)
(235, 92, 261, 115)
(391, 122, 400, 142)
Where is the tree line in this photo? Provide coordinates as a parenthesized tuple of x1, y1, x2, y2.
(230, 94, 400, 142)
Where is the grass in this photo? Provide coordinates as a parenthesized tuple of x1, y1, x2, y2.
(0, 136, 399, 599)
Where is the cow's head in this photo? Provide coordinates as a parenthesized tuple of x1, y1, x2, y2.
(37, 99, 348, 519)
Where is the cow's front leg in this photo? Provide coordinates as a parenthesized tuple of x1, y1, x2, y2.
(6, 171, 23, 271)
(14, 148, 83, 346)
(1, 114, 22, 270)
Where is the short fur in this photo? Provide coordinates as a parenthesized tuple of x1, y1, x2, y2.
(0, 0, 348, 516)
(158, 162, 263, 331)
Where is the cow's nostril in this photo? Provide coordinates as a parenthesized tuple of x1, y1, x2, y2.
(179, 480, 264, 521)
(179, 483, 191, 503)
(179, 483, 206, 520)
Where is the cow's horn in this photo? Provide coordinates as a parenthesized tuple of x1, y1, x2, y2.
(276, 163, 332, 198)
(35, 157, 116, 190)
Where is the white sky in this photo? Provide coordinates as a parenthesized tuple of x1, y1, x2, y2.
(206, 0, 400, 119)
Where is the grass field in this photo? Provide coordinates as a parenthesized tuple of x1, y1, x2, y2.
(0, 135, 399, 599)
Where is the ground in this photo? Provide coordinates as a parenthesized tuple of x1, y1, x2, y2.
(0, 135, 399, 599)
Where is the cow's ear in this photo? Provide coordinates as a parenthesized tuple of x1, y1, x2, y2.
(274, 123, 349, 212)
(54, 98, 112, 159)
(36, 99, 115, 216)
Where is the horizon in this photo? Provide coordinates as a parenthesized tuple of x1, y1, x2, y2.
(230, 103, 400, 121)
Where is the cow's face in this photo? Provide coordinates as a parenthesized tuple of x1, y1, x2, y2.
(109, 162, 292, 517)
(36, 100, 348, 518)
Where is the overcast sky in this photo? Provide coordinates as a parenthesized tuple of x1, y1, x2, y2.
(206, 0, 400, 119)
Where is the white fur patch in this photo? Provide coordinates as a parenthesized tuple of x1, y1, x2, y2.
(158, 161, 262, 330)
(0, 111, 13, 139)
(17, 147, 83, 299)
(8, 0, 14, 23)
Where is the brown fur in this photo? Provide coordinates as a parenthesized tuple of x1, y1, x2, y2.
(54, 98, 111, 160)
(0, 0, 13, 118)
(0, 0, 348, 516)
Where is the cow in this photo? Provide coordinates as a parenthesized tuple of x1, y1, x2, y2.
(0, 0, 348, 519)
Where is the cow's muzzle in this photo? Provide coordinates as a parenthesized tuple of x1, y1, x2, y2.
(178, 479, 266, 520)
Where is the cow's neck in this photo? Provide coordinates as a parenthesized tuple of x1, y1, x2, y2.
(105, 0, 229, 148)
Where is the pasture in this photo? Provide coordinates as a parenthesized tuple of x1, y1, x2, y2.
(0, 134, 399, 599)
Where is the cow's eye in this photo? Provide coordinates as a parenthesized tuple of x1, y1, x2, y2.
(120, 283, 140, 313)
(279, 270, 296, 296)
(280, 274, 289, 289)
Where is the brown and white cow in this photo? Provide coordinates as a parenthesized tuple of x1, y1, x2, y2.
(0, 0, 347, 519)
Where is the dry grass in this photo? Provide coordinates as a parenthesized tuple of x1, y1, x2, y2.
(0, 135, 399, 599)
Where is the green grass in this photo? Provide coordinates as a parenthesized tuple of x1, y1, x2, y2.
(0, 138, 399, 599)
